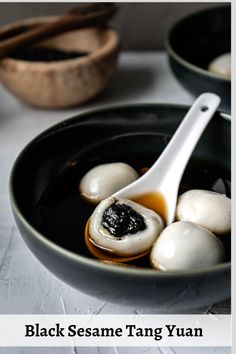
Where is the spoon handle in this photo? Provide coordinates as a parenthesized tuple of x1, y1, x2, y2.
(115, 93, 221, 225)
(150, 93, 221, 189)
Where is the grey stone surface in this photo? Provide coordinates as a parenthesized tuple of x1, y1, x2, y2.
(0, 348, 231, 354)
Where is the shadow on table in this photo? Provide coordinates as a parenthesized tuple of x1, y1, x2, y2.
(94, 66, 157, 103)
(0, 65, 157, 118)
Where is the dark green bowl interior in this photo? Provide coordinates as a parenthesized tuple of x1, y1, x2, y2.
(166, 6, 231, 113)
(9, 104, 231, 309)
(169, 6, 230, 71)
(11, 104, 231, 264)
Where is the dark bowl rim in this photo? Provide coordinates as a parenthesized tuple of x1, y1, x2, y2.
(165, 4, 231, 83)
(9, 102, 231, 278)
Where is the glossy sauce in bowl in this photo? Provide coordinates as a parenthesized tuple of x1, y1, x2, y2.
(10, 105, 231, 309)
(34, 149, 231, 267)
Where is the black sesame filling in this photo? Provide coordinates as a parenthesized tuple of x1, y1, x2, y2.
(101, 202, 146, 237)
(10, 46, 88, 62)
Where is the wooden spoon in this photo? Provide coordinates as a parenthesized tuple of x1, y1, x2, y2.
(0, 3, 118, 60)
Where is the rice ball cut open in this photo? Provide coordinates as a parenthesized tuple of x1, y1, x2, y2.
(89, 196, 164, 257)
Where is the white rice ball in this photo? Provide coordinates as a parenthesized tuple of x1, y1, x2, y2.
(80, 162, 138, 203)
(150, 221, 225, 271)
(176, 189, 231, 235)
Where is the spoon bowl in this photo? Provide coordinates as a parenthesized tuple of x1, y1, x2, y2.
(115, 93, 221, 224)
(9, 103, 230, 310)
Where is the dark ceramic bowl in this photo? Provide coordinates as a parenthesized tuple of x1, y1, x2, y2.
(9, 104, 231, 312)
(166, 6, 231, 113)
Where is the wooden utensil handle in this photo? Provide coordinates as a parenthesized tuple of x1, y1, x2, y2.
(0, 4, 118, 59)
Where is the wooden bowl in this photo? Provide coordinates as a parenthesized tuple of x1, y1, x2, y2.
(0, 17, 120, 108)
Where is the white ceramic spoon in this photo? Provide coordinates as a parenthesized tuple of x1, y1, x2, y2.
(114, 93, 221, 225)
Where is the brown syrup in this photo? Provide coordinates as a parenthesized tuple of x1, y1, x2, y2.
(34, 154, 231, 268)
(133, 192, 167, 221)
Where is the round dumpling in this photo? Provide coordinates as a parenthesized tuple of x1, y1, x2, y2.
(208, 53, 231, 79)
(89, 196, 164, 257)
(79, 162, 138, 203)
(150, 221, 225, 271)
(176, 189, 231, 235)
